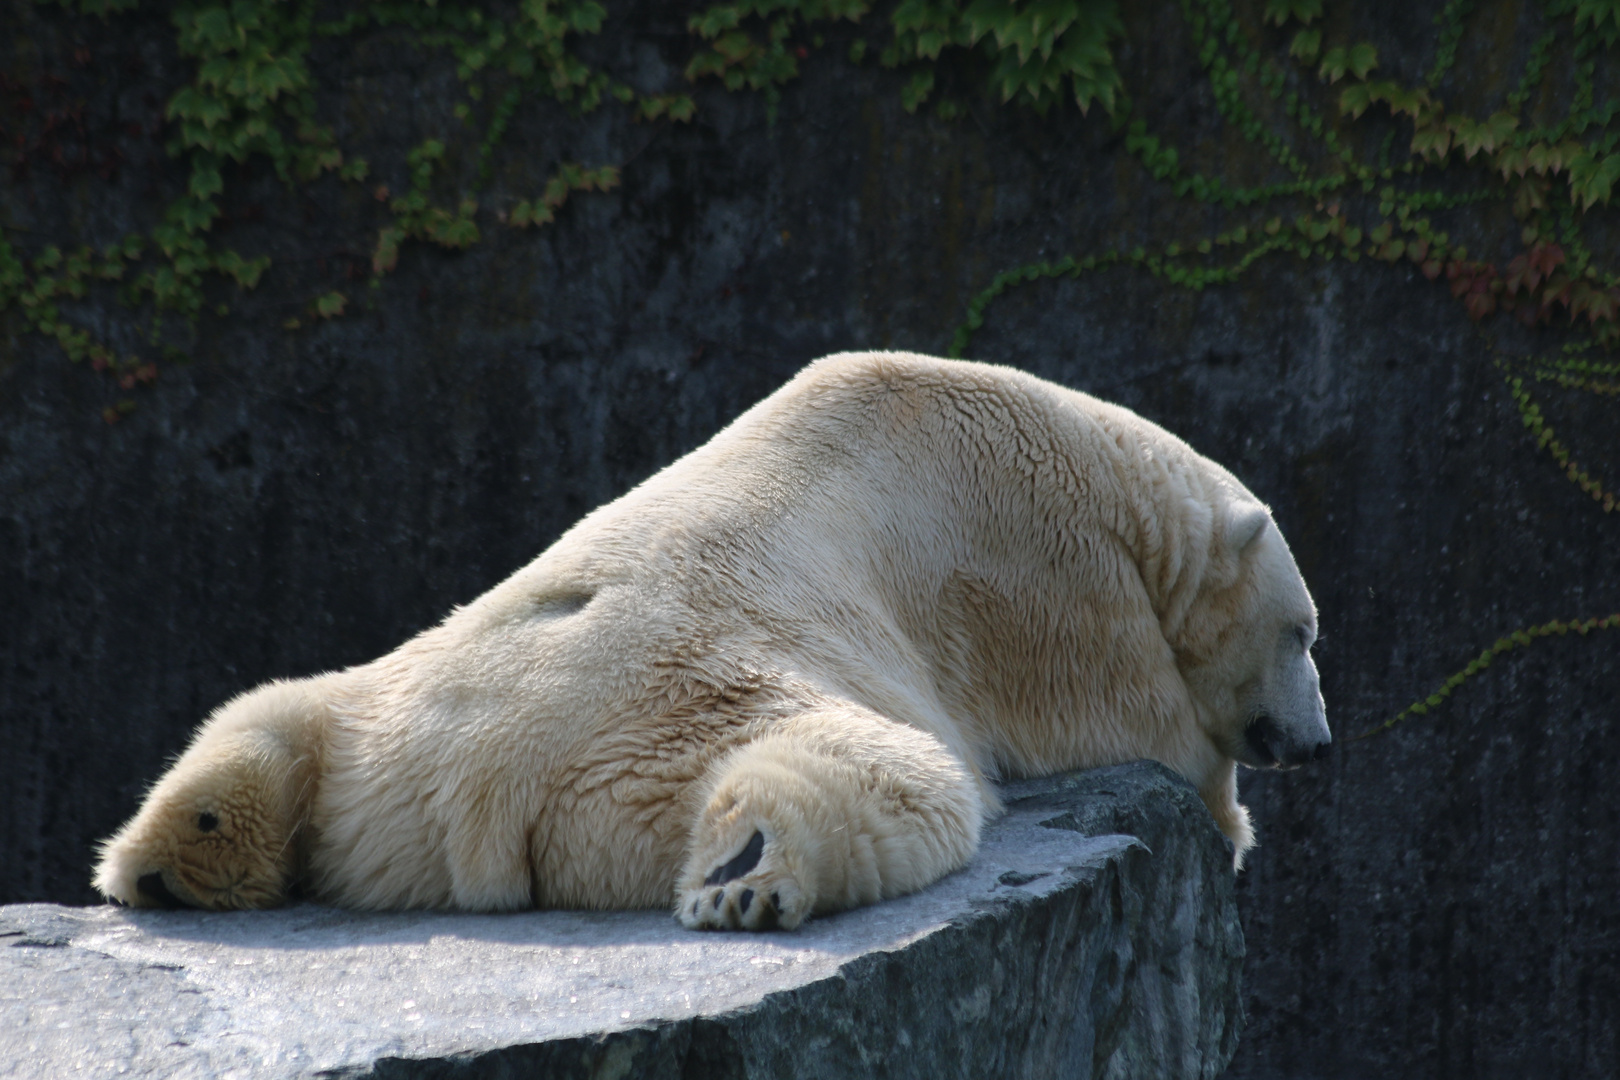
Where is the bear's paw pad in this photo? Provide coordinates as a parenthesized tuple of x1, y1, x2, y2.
(702, 828, 764, 885)
(678, 829, 806, 931)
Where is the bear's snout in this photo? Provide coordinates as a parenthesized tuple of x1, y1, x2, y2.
(1244, 713, 1331, 769)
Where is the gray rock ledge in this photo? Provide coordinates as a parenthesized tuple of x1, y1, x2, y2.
(2, 762, 1243, 1080)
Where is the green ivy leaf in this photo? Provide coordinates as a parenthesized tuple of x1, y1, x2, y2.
(1339, 81, 1375, 119)
(1264, 0, 1322, 26)
(1411, 124, 1452, 161)
(1569, 149, 1620, 210)
(1452, 111, 1517, 160)
(314, 291, 347, 318)
(571, 2, 608, 35)
(1289, 28, 1321, 63)
(688, 5, 741, 39)
(901, 69, 935, 113)
(1319, 42, 1377, 84)
(1573, 0, 1620, 47)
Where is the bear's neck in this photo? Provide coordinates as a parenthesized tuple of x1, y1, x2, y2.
(1106, 430, 1225, 647)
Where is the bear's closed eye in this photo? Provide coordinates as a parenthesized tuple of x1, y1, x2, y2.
(198, 812, 219, 832)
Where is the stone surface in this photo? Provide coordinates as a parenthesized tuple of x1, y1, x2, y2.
(3, 4, 1618, 1078)
(0, 763, 1240, 1080)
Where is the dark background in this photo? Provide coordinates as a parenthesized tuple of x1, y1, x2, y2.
(3, 2, 1617, 1078)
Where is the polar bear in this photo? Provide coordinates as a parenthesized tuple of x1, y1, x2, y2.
(94, 351, 1329, 930)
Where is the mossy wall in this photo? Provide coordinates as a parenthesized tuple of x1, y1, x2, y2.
(2, 1, 1617, 1077)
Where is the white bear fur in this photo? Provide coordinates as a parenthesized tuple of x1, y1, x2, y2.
(95, 351, 1327, 930)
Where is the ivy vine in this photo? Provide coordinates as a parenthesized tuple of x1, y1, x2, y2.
(0, 0, 692, 419)
(685, 0, 1125, 118)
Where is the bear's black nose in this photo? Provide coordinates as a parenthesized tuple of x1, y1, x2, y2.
(1312, 740, 1333, 761)
(136, 872, 186, 908)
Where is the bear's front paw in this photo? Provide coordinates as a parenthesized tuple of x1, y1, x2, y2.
(676, 828, 810, 931)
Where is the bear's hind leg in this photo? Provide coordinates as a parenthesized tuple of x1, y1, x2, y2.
(676, 703, 982, 931)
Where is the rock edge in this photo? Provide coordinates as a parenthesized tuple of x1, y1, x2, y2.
(1, 762, 1242, 1079)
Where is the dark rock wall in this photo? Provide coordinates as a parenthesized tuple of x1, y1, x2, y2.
(2, 2, 1616, 1078)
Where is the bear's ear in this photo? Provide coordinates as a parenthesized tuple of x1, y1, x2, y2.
(1225, 504, 1270, 558)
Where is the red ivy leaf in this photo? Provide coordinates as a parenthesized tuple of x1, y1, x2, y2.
(1529, 242, 1565, 279)
(1504, 253, 1532, 295)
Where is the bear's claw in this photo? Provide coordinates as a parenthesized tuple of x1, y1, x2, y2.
(686, 880, 787, 930)
(677, 829, 806, 931)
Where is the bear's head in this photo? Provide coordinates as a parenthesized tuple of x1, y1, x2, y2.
(1173, 504, 1331, 770)
(94, 679, 324, 910)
